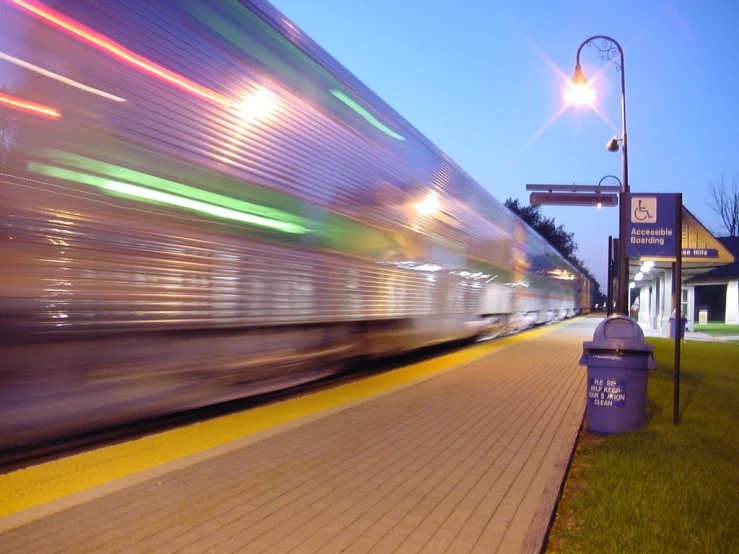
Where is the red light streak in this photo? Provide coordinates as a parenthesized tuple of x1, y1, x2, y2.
(8, 0, 230, 106)
(0, 91, 61, 118)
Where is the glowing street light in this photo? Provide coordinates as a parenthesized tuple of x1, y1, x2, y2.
(569, 36, 630, 315)
(564, 65, 595, 105)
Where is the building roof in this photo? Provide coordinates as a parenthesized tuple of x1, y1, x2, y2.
(686, 236, 739, 283)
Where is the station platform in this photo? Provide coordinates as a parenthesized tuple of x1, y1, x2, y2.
(0, 317, 599, 554)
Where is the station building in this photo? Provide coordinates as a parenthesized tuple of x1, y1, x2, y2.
(629, 207, 736, 334)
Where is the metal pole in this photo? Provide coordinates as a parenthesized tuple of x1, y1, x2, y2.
(607, 235, 613, 316)
(618, 43, 630, 316)
(673, 194, 683, 425)
(575, 37, 629, 314)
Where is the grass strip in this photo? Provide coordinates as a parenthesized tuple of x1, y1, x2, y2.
(694, 323, 739, 337)
(547, 338, 739, 553)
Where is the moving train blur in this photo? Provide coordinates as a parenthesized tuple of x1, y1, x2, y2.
(0, 0, 592, 449)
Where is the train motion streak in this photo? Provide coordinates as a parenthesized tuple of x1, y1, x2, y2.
(0, 0, 591, 448)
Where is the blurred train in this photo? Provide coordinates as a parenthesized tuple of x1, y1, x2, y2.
(0, 0, 591, 449)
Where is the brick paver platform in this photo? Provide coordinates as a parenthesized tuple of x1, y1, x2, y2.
(1, 318, 598, 554)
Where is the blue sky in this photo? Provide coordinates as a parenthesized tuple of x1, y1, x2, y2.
(270, 0, 739, 288)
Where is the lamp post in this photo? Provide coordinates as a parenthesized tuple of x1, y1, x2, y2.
(568, 36, 630, 315)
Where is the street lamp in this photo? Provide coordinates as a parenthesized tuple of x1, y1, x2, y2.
(568, 36, 630, 315)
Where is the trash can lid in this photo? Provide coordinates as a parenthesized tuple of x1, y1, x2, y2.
(670, 309, 687, 321)
(583, 315, 655, 353)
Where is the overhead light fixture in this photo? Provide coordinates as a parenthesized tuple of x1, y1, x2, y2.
(415, 192, 440, 216)
(236, 86, 276, 122)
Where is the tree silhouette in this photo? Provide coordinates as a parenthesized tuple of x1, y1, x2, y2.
(0, 85, 20, 165)
(707, 174, 739, 237)
(504, 197, 605, 305)
(504, 198, 577, 259)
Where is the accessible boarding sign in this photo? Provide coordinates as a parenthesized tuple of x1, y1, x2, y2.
(625, 193, 680, 258)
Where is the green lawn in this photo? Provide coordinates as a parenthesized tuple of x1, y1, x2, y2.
(694, 322, 739, 336)
(547, 339, 739, 554)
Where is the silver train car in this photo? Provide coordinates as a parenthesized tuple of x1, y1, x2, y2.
(0, 0, 590, 448)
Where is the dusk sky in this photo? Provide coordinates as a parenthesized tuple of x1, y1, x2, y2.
(270, 0, 739, 288)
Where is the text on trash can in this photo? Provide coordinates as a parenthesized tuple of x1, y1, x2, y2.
(588, 378, 627, 407)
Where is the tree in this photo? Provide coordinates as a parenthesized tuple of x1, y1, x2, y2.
(504, 198, 577, 259)
(504, 197, 606, 304)
(707, 174, 739, 237)
(0, 85, 20, 165)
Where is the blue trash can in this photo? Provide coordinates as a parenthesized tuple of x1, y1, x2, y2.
(669, 317, 686, 339)
(579, 316, 656, 434)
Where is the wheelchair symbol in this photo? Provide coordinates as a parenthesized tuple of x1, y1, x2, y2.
(631, 197, 657, 223)
(634, 200, 652, 220)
